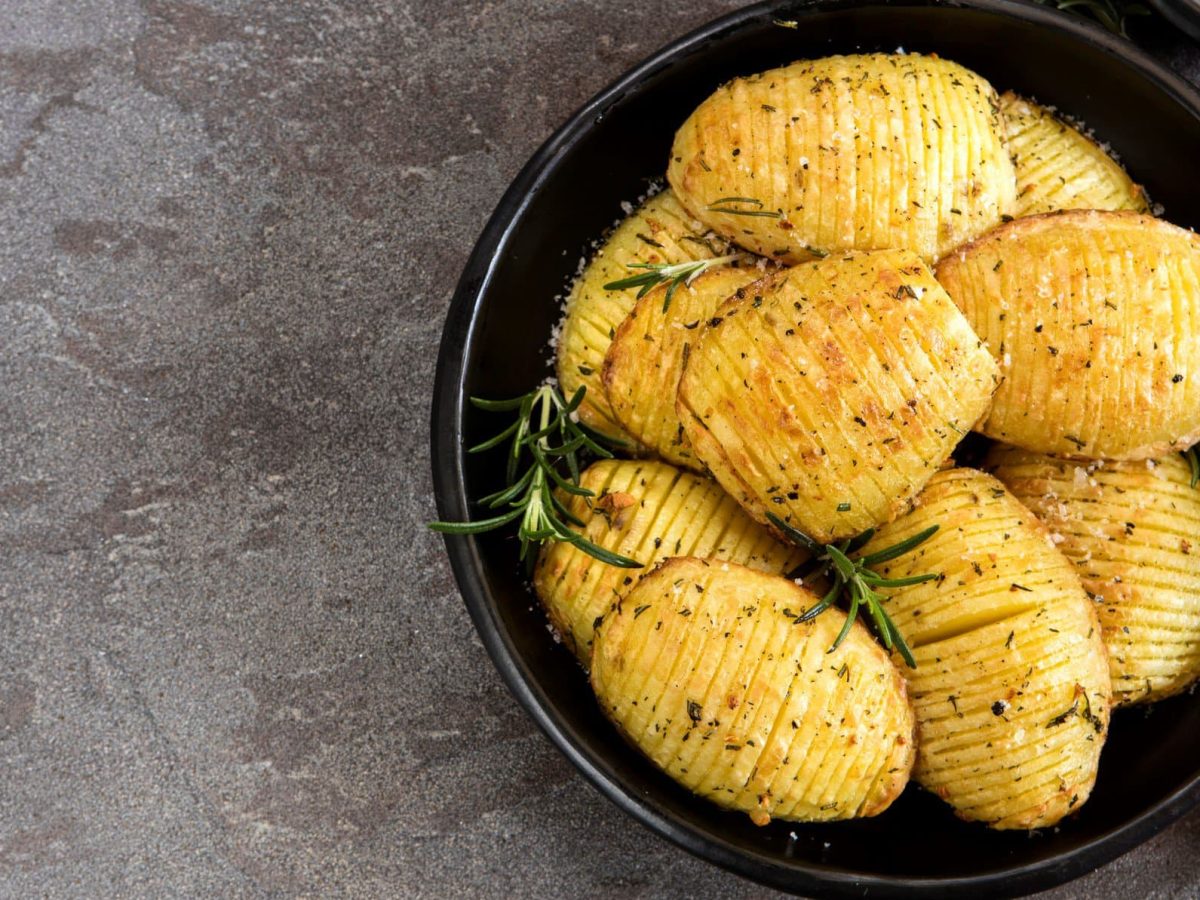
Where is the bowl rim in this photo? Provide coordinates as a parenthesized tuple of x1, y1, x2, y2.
(430, 1, 1200, 895)
(1148, 0, 1200, 43)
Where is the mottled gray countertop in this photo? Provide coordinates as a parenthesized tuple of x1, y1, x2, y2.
(1, 1, 1198, 897)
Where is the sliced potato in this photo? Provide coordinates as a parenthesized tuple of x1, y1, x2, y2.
(602, 264, 765, 470)
(1001, 92, 1149, 217)
(987, 446, 1200, 705)
(667, 53, 1016, 264)
(557, 190, 732, 442)
(677, 249, 999, 543)
(861, 468, 1110, 829)
(592, 557, 915, 825)
(936, 210, 1200, 459)
(533, 459, 804, 665)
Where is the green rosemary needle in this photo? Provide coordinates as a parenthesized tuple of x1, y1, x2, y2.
(1037, 0, 1149, 38)
(603, 253, 747, 312)
(706, 196, 784, 219)
(1185, 446, 1199, 489)
(768, 513, 940, 668)
(430, 385, 642, 571)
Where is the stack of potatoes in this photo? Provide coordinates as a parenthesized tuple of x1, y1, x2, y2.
(534, 53, 1200, 831)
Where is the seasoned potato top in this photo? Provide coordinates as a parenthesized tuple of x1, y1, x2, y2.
(533, 459, 804, 665)
(1001, 92, 1148, 217)
(988, 446, 1200, 705)
(936, 210, 1200, 459)
(668, 53, 1017, 264)
(862, 468, 1111, 829)
(603, 264, 767, 471)
(592, 557, 915, 825)
(678, 249, 999, 543)
(864, 468, 1090, 645)
(557, 189, 730, 442)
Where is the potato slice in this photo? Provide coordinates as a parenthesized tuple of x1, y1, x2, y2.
(557, 190, 732, 442)
(602, 264, 765, 470)
(935, 210, 1200, 459)
(1001, 92, 1149, 217)
(667, 53, 1016, 264)
(533, 459, 804, 665)
(861, 468, 1110, 829)
(987, 445, 1200, 705)
(677, 249, 999, 543)
(591, 557, 915, 825)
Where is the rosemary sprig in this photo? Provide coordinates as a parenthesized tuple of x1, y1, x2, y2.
(1185, 447, 1199, 489)
(1036, 0, 1150, 38)
(430, 385, 642, 571)
(706, 196, 783, 219)
(603, 253, 746, 312)
(768, 513, 939, 668)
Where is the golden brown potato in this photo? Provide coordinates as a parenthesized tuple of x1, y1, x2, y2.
(677, 249, 999, 543)
(592, 557, 915, 825)
(557, 190, 733, 443)
(667, 53, 1016, 264)
(533, 459, 803, 665)
(987, 445, 1200, 705)
(602, 264, 765, 470)
(861, 468, 1111, 829)
(1001, 92, 1149, 217)
(936, 210, 1200, 459)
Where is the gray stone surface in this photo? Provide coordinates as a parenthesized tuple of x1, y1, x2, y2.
(0, 1, 1197, 897)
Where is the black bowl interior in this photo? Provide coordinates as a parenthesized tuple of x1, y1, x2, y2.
(432, 1, 1200, 896)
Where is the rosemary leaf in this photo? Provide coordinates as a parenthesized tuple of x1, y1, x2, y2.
(860, 525, 940, 567)
(830, 586, 859, 651)
(710, 196, 765, 207)
(603, 253, 748, 312)
(706, 198, 784, 219)
(469, 394, 528, 412)
(766, 515, 825, 555)
(429, 384, 642, 570)
(429, 507, 525, 534)
(768, 512, 938, 668)
(468, 418, 521, 453)
(479, 466, 535, 508)
(1035, 0, 1149, 38)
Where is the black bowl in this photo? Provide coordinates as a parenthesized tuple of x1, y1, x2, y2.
(431, 1, 1200, 896)
(1150, 0, 1200, 42)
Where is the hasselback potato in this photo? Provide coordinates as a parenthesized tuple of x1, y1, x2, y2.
(988, 445, 1200, 705)
(557, 189, 732, 442)
(533, 459, 803, 665)
(936, 210, 1200, 458)
(667, 53, 1017, 264)
(677, 249, 998, 543)
(592, 557, 916, 825)
(861, 468, 1111, 829)
(1000, 92, 1148, 217)
(603, 264, 765, 470)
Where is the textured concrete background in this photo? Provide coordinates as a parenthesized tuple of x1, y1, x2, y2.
(1, 1, 1197, 897)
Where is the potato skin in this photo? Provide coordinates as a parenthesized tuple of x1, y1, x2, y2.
(591, 557, 915, 825)
(533, 459, 803, 666)
(557, 190, 730, 442)
(677, 249, 999, 543)
(861, 468, 1111, 830)
(987, 446, 1200, 705)
(602, 264, 765, 471)
(1001, 92, 1148, 217)
(668, 53, 1016, 264)
(936, 210, 1200, 459)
